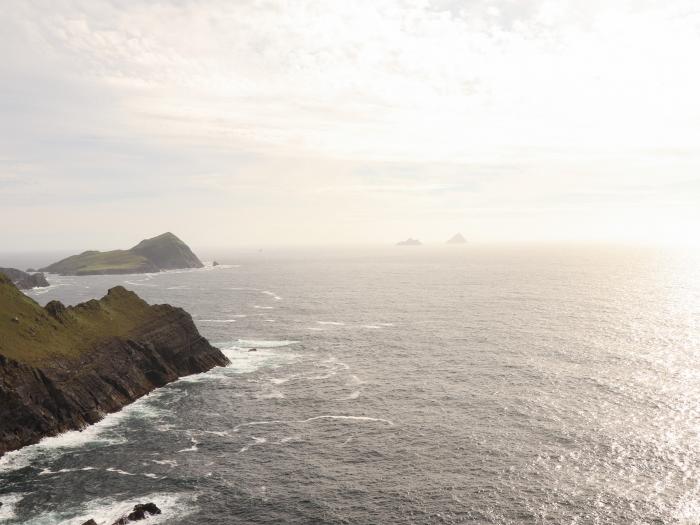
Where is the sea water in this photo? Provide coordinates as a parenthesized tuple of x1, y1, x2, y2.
(0, 244, 698, 524)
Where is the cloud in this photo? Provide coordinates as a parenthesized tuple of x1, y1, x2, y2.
(0, 0, 698, 248)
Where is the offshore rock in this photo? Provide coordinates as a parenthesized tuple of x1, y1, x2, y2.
(0, 267, 49, 290)
(0, 274, 229, 456)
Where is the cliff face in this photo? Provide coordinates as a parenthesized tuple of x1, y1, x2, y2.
(38, 232, 203, 276)
(0, 267, 50, 289)
(0, 275, 228, 456)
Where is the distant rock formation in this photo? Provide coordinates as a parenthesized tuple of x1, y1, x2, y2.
(213, 261, 219, 266)
(0, 274, 229, 456)
(0, 267, 49, 290)
(39, 232, 204, 276)
(446, 233, 467, 244)
(396, 238, 422, 246)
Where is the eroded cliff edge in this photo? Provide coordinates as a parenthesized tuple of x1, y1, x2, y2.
(0, 274, 229, 456)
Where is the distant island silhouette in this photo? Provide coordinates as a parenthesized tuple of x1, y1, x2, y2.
(396, 238, 422, 246)
(446, 233, 467, 244)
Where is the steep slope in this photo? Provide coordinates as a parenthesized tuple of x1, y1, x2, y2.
(0, 275, 228, 455)
(446, 233, 467, 244)
(0, 267, 49, 289)
(38, 232, 202, 275)
(130, 232, 203, 270)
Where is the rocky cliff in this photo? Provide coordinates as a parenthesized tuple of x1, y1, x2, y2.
(0, 267, 50, 290)
(0, 274, 228, 456)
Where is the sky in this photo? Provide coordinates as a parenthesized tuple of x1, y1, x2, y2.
(0, 0, 699, 251)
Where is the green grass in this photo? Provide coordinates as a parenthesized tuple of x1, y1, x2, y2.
(0, 275, 167, 366)
(41, 250, 156, 275)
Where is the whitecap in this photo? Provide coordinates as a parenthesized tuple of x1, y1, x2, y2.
(0, 389, 171, 473)
(0, 493, 26, 521)
(38, 466, 97, 476)
(339, 390, 362, 401)
(253, 305, 274, 309)
(317, 321, 345, 326)
(236, 339, 298, 348)
(261, 291, 282, 300)
(362, 325, 382, 329)
(25, 492, 196, 525)
(239, 436, 267, 453)
(233, 415, 394, 432)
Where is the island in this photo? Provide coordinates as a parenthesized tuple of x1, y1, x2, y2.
(396, 238, 422, 246)
(0, 267, 50, 290)
(39, 232, 204, 276)
(0, 274, 229, 456)
(446, 233, 467, 244)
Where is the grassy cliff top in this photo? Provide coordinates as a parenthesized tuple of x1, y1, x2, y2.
(39, 232, 202, 275)
(0, 275, 167, 366)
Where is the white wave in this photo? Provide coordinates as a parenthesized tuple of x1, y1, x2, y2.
(278, 436, 302, 444)
(317, 321, 345, 326)
(378, 322, 395, 327)
(0, 493, 26, 521)
(150, 459, 178, 467)
(105, 467, 136, 476)
(233, 415, 394, 432)
(339, 390, 362, 401)
(236, 339, 298, 348)
(239, 436, 267, 453)
(24, 492, 196, 525)
(166, 285, 190, 290)
(253, 305, 274, 309)
(347, 374, 364, 385)
(256, 389, 285, 400)
(264, 319, 276, 322)
(26, 283, 68, 295)
(123, 280, 158, 287)
(0, 388, 171, 473)
(39, 466, 97, 476)
(177, 437, 199, 453)
(306, 327, 325, 331)
(362, 325, 382, 329)
(261, 291, 282, 300)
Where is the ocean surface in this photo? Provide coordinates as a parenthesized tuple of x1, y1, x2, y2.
(0, 245, 698, 524)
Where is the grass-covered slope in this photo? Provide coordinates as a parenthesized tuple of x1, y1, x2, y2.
(39, 232, 203, 275)
(0, 273, 161, 365)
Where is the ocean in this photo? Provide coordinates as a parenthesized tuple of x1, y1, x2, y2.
(0, 244, 698, 524)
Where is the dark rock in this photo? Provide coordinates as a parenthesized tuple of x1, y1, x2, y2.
(248, 348, 257, 352)
(82, 520, 98, 525)
(127, 503, 162, 521)
(11, 317, 19, 324)
(213, 261, 219, 266)
(0, 267, 49, 290)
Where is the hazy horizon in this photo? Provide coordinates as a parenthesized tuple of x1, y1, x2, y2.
(1, 1, 699, 251)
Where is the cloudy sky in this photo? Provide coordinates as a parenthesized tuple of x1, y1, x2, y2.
(1, 0, 699, 250)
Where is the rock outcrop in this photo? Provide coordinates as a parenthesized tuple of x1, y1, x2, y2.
(396, 238, 422, 246)
(39, 232, 204, 276)
(0, 274, 229, 456)
(0, 267, 49, 290)
(446, 233, 467, 244)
